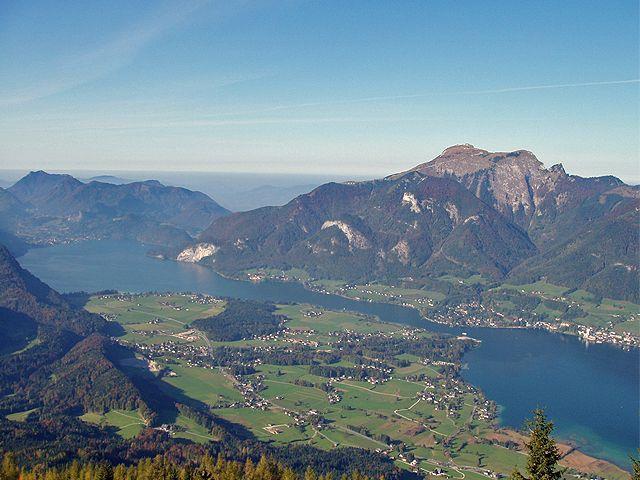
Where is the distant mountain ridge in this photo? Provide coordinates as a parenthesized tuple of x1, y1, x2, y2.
(9, 171, 229, 233)
(0, 171, 230, 250)
(188, 145, 638, 302)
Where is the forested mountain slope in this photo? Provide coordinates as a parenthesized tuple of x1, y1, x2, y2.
(197, 173, 536, 281)
(189, 145, 638, 301)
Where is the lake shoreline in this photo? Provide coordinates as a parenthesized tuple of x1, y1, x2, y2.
(201, 265, 637, 350)
(168, 260, 635, 472)
(18, 240, 638, 471)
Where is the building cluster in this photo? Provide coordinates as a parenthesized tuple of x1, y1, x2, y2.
(575, 324, 639, 348)
(430, 299, 639, 349)
(326, 388, 342, 404)
(121, 338, 212, 368)
(228, 374, 270, 410)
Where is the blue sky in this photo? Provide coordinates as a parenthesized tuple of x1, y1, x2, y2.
(0, 0, 638, 180)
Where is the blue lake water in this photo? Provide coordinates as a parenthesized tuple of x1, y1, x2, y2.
(18, 240, 639, 469)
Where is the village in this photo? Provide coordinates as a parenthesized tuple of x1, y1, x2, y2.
(87, 292, 615, 480)
(239, 270, 639, 349)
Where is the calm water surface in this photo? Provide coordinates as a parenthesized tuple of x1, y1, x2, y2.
(19, 240, 639, 468)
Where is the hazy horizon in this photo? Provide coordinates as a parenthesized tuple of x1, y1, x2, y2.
(1, 1, 638, 180)
(0, 168, 370, 211)
(1, 142, 639, 185)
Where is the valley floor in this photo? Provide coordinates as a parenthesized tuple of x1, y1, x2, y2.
(81, 293, 629, 480)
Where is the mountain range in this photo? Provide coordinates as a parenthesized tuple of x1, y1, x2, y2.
(190, 145, 639, 302)
(0, 171, 229, 250)
(0, 146, 637, 302)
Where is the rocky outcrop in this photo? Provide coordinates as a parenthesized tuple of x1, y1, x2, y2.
(321, 220, 371, 250)
(408, 144, 622, 234)
(176, 243, 219, 263)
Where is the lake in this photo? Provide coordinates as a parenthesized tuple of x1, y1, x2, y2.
(18, 239, 639, 468)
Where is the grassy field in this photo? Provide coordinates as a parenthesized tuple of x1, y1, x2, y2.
(80, 409, 146, 438)
(336, 284, 445, 306)
(86, 293, 225, 347)
(83, 293, 629, 480)
(86, 293, 225, 323)
(244, 267, 312, 283)
(161, 363, 243, 405)
(493, 281, 639, 331)
(172, 414, 217, 443)
(276, 303, 395, 335)
(5, 408, 38, 422)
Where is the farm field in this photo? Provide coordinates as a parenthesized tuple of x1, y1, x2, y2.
(239, 268, 639, 347)
(491, 282, 640, 331)
(82, 293, 630, 480)
(80, 409, 146, 439)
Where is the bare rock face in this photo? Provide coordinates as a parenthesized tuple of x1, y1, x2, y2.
(321, 220, 371, 250)
(410, 145, 554, 225)
(176, 243, 219, 263)
(409, 144, 622, 239)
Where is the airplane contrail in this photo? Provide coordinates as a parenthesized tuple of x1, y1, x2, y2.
(201, 78, 640, 118)
(456, 78, 640, 95)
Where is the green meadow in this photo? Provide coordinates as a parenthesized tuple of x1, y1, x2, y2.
(82, 293, 627, 480)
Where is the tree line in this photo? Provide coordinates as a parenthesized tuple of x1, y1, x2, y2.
(0, 453, 374, 480)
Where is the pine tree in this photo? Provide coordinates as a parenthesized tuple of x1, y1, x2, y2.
(0, 453, 19, 480)
(304, 466, 318, 480)
(511, 409, 563, 480)
(94, 463, 114, 480)
(281, 468, 297, 480)
(630, 450, 640, 480)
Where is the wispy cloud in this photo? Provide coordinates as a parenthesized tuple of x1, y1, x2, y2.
(199, 78, 640, 118)
(0, 116, 423, 133)
(0, 0, 210, 107)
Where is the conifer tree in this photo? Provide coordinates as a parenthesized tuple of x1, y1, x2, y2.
(630, 450, 640, 480)
(0, 453, 19, 480)
(511, 409, 563, 480)
(94, 463, 114, 480)
(304, 466, 318, 480)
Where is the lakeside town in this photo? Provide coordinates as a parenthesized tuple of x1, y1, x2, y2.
(243, 270, 639, 349)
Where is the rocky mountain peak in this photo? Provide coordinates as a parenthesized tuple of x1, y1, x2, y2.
(439, 143, 484, 156)
(21, 170, 81, 184)
(410, 145, 545, 181)
(402, 145, 625, 230)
